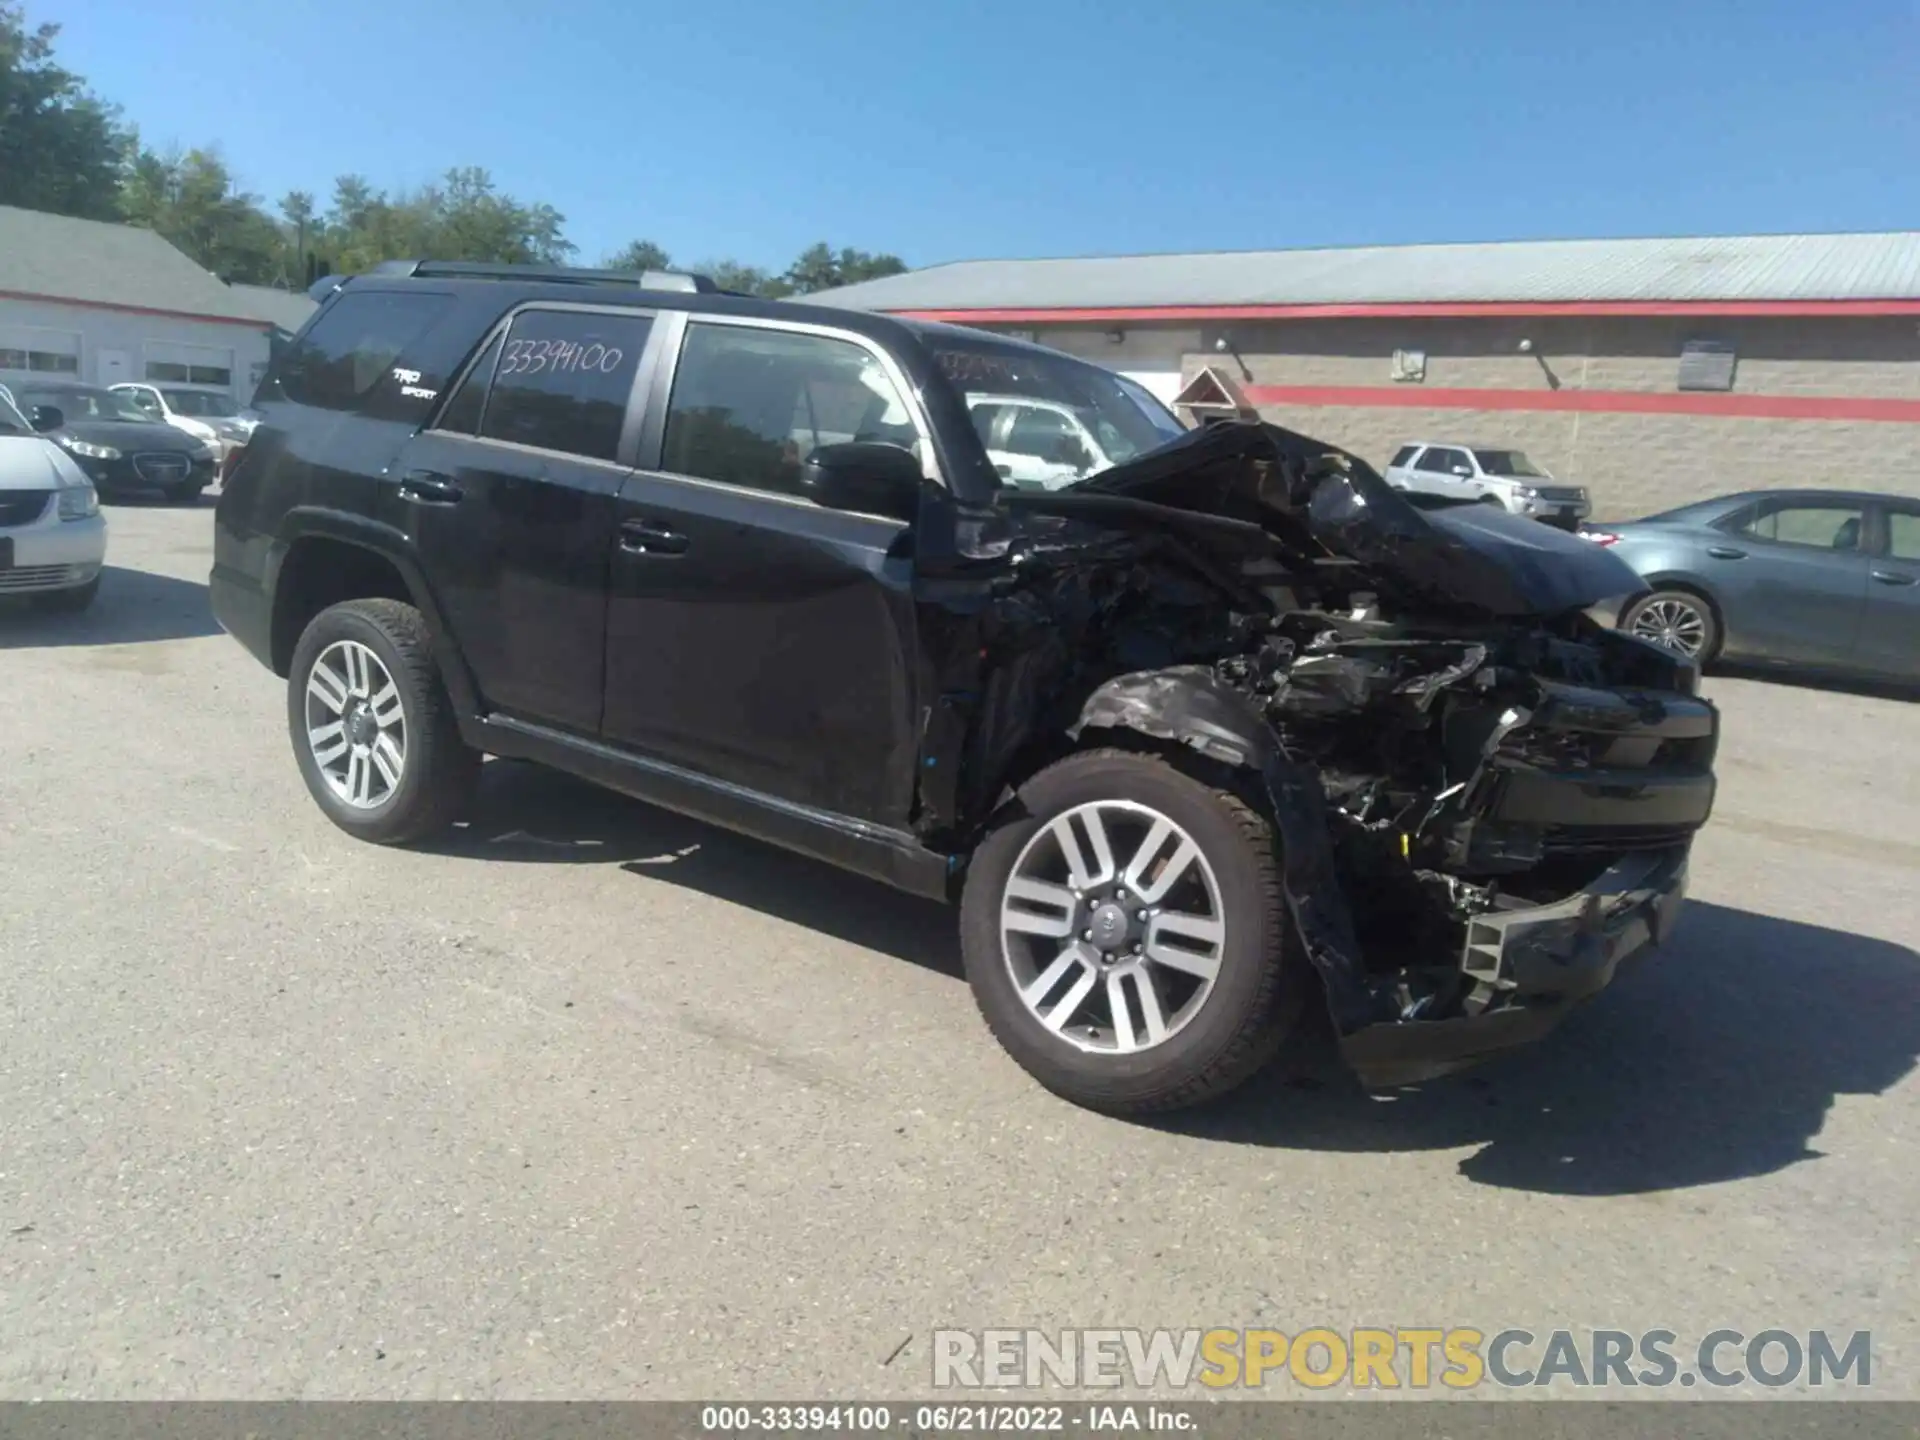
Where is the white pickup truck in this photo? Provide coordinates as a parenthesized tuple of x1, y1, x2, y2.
(1382, 442, 1591, 529)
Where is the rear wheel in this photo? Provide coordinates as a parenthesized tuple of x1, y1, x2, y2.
(960, 749, 1306, 1115)
(1621, 588, 1720, 663)
(287, 598, 478, 844)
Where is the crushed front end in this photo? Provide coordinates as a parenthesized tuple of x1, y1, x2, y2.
(1215, 613, 1715, 1086)
(963, 419, 1721, 1088)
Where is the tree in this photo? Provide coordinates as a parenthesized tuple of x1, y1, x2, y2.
(604, 238, 672, 272)
(118, 139, 288, 284)
(782, 242, 907, 295)
(693, 259, 791, 298)
(313, 167, 575, 274)
(0, 3, 126, 220)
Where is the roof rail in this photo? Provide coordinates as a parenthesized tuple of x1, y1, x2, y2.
(367, 259, 719, 293)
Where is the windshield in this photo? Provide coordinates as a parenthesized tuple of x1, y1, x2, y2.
(1472, 449, 1547, 478)
(17, 386, 154, 424)
(160, 388, 240, 417)
(929, 335, 1187, 490)
(0, 391, 29, 436)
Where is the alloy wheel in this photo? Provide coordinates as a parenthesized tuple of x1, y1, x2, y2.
(304, 639, 407, 809)
(1629, 597, 1709, 657)
(999, 800, 1226, 1055)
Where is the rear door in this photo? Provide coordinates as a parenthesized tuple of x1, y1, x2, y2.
(1708, 494, 1873, 667)
(1857, 498, 1920, 680)
(383, 303, 663, 734)
(1414, 445, 1476, 500)
(600, 312, 926, 825)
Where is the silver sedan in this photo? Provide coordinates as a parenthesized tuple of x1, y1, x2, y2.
(1584, 489, 1920, 684)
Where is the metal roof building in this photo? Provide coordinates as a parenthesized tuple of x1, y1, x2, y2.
(815, 232, 1920, 319)
(819, 231, 1920, 518)
(0, 205, 277, 401)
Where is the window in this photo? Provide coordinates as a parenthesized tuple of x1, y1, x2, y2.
(13, 385, 151, 423)
(477, 309, 650, 462)
(275, 291, 452, 412)
(145, 360, 232, 387)
(434, 333, 504, 436)
(1736, 501, 1867, 551)
(1004, 406, 1084, 463)
(0, 347, 80, 374)
(126, 388, 165, 416)
(1417, 447, 1469, 474)
(1389, 445, 1419, 468)
(662, 323, 918, 497)
(158, 388, 240, 417)
(1886, 508, 1920, 562)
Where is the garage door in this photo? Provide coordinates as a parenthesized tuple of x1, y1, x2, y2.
(143, 340, 234, 389)
(0, 325, 81, 378)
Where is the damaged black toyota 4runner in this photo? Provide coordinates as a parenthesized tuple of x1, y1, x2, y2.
(212, 261, 1719, 1115)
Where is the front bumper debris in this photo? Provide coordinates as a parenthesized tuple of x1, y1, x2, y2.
(1338, 845, 1689, 1088)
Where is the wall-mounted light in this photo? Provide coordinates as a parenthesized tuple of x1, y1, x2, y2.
(1517, 337, 1534, 354)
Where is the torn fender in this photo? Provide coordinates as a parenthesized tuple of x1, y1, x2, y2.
(1068, 668, 1385, 1031)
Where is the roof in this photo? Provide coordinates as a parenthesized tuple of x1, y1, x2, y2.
(810, 232, 1920, 318)
(0, 205, 273, 326)
(227, 282, 318, 334)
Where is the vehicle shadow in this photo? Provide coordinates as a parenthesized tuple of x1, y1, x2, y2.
(1152, 899, 1919, 1195)
(1709, 661, 1918, 704)
(433, 763, 1917, 1193)
(0, 565, 221, 647)
(431, 760, 963, 979)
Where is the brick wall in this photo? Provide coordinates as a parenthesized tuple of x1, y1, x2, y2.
(1160, 315, 1920, 516)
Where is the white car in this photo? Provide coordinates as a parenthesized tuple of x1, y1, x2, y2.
(0, 389, 106, 611)
(1383, 442, 1591, 529)
(110, 382, 258, 464)
(968, 395, 1121, 489)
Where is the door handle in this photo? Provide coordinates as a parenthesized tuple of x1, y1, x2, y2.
(1705, 546, 1748, 560)
(619, 518, 689, 555)
(1871, 569, 1918, 586)
(398, 471, 463, 505)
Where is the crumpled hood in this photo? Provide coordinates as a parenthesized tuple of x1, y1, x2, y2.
(1072, 421, 1645, 618)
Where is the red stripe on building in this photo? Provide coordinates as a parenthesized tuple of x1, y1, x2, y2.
(0, 290, 273, 330)
(1239, 384, 1920, 424)
(896, 299, 1920, 323)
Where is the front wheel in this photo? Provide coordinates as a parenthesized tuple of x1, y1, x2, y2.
(960, 749, 1306, 1115)
(286, 598, 479, 844)
(1620, 588, 1720, 664)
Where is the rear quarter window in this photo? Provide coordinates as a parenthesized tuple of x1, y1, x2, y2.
(271, 290, 455, 417)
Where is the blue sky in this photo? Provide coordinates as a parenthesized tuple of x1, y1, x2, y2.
(39, 0, 1920, 271)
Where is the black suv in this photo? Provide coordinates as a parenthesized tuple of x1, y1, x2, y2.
(212, 260, 1719, 1115)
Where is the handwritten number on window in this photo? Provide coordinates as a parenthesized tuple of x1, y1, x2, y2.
(500, 337, 625, 378)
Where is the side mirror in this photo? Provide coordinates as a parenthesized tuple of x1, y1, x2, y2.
(799, 442, 923, 521)
(29, 405, 63, 433)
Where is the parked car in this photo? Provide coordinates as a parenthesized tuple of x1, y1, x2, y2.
(1582, 489, 1920, 684)
(1384, 442, 1591, 529)
(110, 382, 259, 464)
(212, 259, 1718, 1115)
(0, 387, 106, 611)
(0, 381, 217, 504)
(967, 391, 1169, 490)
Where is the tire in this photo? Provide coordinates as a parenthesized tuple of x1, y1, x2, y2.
(959, 748, 1306, 1115)
(35, 575, 100, 613)
(286, 597, 479, 845)
(1620, 587, 1720, 665)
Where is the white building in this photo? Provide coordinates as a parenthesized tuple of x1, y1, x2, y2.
(0, 205, 281, 404)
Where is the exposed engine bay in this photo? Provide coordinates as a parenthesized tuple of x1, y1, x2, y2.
(921, 421, 1718, 1084)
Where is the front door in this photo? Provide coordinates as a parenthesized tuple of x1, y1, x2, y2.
(1710, 496, 1872, 667)
(600, 315, 924, 826)
(1413, 445, 1476, 500)
(1857, 500, 1920, 681)
(382, 304, 659, 734)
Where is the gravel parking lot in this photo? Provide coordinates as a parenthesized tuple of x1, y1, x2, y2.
(1, 499, 1915, 1401)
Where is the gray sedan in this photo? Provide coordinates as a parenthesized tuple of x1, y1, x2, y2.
(1585, 489, 1920, 684)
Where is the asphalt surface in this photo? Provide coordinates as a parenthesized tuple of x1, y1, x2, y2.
(1, 498, 1915, 1402)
